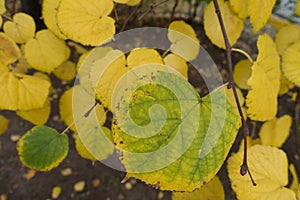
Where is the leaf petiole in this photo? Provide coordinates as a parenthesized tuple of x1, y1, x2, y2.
(232, 48, 254, 63)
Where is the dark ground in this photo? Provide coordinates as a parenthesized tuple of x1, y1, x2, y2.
(0, 1, 300, 200)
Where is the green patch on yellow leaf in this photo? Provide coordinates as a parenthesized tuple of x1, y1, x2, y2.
(172, 175, 224, 200)
(204, 0, 243, 49)
(3, 12, 35, 44)
(246, 34, 280, 121)
(168, 20, 200, 61)
(112, 71, 240, 191)
(57, 0, 115, 46)
(228, 145, 296, 200)
(17, 126, 69, 171)
(24, 29, 69, 73)
(259, 115, 292, 147)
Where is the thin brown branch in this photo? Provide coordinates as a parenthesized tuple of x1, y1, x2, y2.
(138, 0, 169, 20)
(120, 0, 143, 32)
(170, 0, 179, 22)
(212, 0, 256, 186)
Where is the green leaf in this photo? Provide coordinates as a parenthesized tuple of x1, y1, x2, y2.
(112, 71, 241, 191)
(17, 126, 69, 171)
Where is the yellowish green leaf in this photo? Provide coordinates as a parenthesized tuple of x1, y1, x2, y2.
(228, 145, 296, 200)
(248, 0, 277, 33)
(204, 0, 243, 49)
(17, 126, 69, 171)
(246, 34, 280, 121)
(16, 99, 51, 125)
(279, 74, 294, 95)
(0, 70, 50, 111)
(163, 53, 188, 79)
(229, 0, 248, 19)
(275, 24, 300, 55)
(57, 0, 115, 46)
(0, 115, 9, 135)
(3, 12, 35, 44)
(24, 29, 69, 73)
(259, 115, 292, 147)
(233, 59, 252, 90)
(53, 60, 76, 81)
(75, 134, 96, 161)
(59, 85, 106, 132)
(282, 41, 300, 87)
(172, 176, 224, 200)
(224, 86, 245, 116)
(289, 164, 299, 193)
(168, 20, 200, 61)
(42, 0, 67, 39)
(0, 32, 21, 65)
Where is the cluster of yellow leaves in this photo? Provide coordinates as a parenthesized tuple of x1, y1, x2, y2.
(204, 0, 276, 49)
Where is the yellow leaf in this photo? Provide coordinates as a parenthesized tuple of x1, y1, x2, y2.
(229, 0, 248, 19)
(295, 0, 300, 16)
(289, 164, 299, 193)
(67, 41, 87, 54)
(282, 41, 300, 87)
(275, 24, 300, 55)
(0, 0, 5, 14)
(12, 56, 31, 74)
(228, 145, 296, 200)
(204, 0, 243, 49)
(163, 53, 188, 79)
(57, 0, 115, 46)
(233, 59, 252, 90)
(248, 0, 277, 33)
(114, 0, 140, 6)
(51, 186, 62, 199)
(78, 46, 113, 95)
(24, 29, 69, 73)
(0, 115, 9, 135)
(172, 176, 224, 200)
(93, 48, 163, 109)
(75, 134, 96, 161)
(0, 70, 50, 111)
(279, 74, 294, 95)
(0, 32, 21, 65)
(246, 34, 280, 121)
(259, 115, 292, 147)
(224, 86, 245, 116)
(3, 12, 35, 44)
(59, 85, 106, 132)
(53, 60, 76, 81)
(16, 99, 51, 125)
(238, 136, 261, 152)
(267, 15, 290, 31)
(168, 20, 200, 61)
(42, 0, 67, 39)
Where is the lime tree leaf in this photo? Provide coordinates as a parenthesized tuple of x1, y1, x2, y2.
(289, 164, 299, 193)
(172, 175, 225, 200)
(279, 74, 294, 95)
(229, 0, 248, 19)
(57, 0, 115, 46)
(114, 0, 141, 6)
(42, 0, 67, 39)
(238, 136, 261, 152)
(0, 69, 50, 111)
(3, 12, 35, 44)
(76, 122, 114, 161)
(0, 115, 9, 135)
(233, 59, 252, 90)
(112, 71, 241, 191)
(267, 15, 290, 31)
(59, 85, 106, 132)
(24, 29, 69, 73)
(17, 126, 69, 171)
(168, 20, 200, 61)
(16, 99, 51, 125)
(204, 0, 243, 49)
(275, 24, 300, 55)
(163, 53, 188, 79)
(282, 41, 300, 87)
(259, 115, 292, 147)
(295, 0, 300, 16)
(53, 60, 76, 81)
(0, 32, 21, 65)
(246, 34, 280, 121)
(228, 145, 296, 200)
(0, 0, 5, 14)
(248, 0, 276, 33)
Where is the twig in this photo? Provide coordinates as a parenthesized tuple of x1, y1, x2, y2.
(212, 0, 256, 186)
(120, 0, 143, 32)
(138, 0, 169, 20)
(170, 0, 179, 22)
